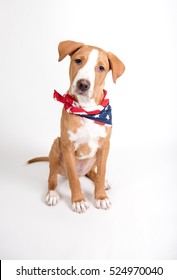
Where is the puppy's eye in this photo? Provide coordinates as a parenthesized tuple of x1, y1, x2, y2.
(75, 59, 82, 65)
(98, 65, 105, 72)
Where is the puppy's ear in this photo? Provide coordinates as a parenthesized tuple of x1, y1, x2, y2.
(107, 52, 125, 83)
(58, 40, 84, 62)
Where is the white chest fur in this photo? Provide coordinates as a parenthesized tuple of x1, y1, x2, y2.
(68, 118, 107, 159)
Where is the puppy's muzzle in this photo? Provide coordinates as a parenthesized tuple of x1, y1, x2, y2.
(77, 79, 90, 93)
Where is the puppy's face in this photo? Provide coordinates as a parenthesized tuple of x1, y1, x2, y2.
(58, 40, 125, 107)
(69, 46, 110, 107)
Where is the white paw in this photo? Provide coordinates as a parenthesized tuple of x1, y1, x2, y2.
(96, 198, 111, 210)
(72, 201, 89, 213)
(46, 190, 59, 206)
(105, 179, 111, 190)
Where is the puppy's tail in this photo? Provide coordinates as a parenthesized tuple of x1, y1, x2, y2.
(27, 157, 49, 164)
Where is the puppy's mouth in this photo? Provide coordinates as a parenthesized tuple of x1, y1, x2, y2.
(71, 79, 97, 107)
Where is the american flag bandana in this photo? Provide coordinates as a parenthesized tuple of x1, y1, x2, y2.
(53, 89, 112, 126)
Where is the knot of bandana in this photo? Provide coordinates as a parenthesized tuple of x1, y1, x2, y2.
(53, 89, 112, 126)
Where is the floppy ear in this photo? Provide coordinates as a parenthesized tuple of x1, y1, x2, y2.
(107, 52, 125, 83)
(58, 40, 84, 62)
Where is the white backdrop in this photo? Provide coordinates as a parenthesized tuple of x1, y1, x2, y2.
(0, 0, 177, 259)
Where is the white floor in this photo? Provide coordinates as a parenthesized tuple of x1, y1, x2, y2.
(0, 0, 177, 260)
(0, 142, 177, 259)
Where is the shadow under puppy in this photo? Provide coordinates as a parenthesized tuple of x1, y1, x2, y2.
(28, 40, 125, 213)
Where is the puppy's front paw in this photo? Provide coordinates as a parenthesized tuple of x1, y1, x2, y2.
(72, 201, 89, 213)
(96, 198, 111, 210)
(46, 190, 59, 206)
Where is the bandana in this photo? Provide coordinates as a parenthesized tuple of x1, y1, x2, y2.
(53, 89, 112, 126)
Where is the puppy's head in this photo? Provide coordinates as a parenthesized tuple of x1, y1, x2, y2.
(58, 40, 125, 107)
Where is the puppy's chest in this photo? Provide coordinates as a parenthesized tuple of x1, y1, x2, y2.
(68, 119, 107, 159)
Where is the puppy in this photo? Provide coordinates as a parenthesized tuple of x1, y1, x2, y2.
(28, 40, 125, 213)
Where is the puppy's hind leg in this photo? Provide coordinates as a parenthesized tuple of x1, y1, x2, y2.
(86, 165, 111, 190)
(46, 137, 63, 206)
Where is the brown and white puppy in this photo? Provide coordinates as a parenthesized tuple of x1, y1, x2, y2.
(28, 40, 125, 213)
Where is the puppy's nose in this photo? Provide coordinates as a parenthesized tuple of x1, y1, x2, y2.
(77, 79, 90, 92)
